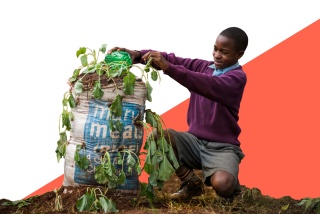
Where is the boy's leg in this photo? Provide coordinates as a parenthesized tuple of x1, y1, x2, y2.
(209, 171, 238, 197)
(162, 129, 205, 200)
(201, 142, 244, 199)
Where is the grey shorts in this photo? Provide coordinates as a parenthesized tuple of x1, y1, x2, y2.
(169, 129, 245, 186)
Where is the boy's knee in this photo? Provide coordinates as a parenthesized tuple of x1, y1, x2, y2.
(210, 171, 235, 197)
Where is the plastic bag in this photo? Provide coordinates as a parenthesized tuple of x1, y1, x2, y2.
(105, 51, 132, 66)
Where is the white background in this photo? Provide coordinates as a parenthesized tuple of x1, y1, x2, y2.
(0, 0, 318, 201)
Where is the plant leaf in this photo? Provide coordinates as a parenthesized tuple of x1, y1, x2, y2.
(151, 70, 158, 81)
(118, 171, 126, 185)
(99, 44, 107, 54)
(99, 197, 109, 213)
(157, 137, 169, 153)
(115, 120, 123, 132)
(74, 80, 83, 94)
(83, 65, 96, 74)
(110, 95, 122, 117)
(126, 152, 136, 168)
(150, 140, 157, 156)
(106, 199, 119, 213)
(80, 54, 88, 66)
(55, 132, 67, 162)
(145, 110, 157, 128)
(62, 110, 71, 130)
(158, 156, 175, 181)
(95, 164, 108, 184)
(76, 47, 86, 58)
(168, 145, 180, 169)
(69, 69, 80, 82)
(149, 170, 159, 186)
(146, 81, 153, 102)
(123, 71, 135, 95)
(68, 93, 77, 108)
(76, 192, 94, 212)
(93, 81, 104, 99)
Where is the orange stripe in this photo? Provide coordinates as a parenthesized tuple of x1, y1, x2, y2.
(24, 175, 64, 199)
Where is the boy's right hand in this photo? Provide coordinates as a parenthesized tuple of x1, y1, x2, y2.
(107, 47, 141, 64)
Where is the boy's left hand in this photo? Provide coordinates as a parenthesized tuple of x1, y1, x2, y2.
(142, 51, 169, 71)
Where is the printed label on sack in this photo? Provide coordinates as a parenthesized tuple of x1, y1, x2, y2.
(74, 99, 144, 189)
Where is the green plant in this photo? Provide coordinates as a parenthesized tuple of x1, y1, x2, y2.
(141, 110, 180, 201)
(55, 44, 179, 206)
(76, 187, 118, 213)
(1, 197, 35, 208)
(297, 197, 320, 213)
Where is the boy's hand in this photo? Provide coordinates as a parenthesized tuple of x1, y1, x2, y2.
(142, 51, 169, 71)
(107, 47, 141, 63)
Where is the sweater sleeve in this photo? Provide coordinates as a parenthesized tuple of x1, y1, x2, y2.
(139, 49, 210, 72)
(138, 50, 246, 107)
(165, 63, 247, 108)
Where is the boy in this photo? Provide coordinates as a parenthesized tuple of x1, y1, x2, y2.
(108, 27, 248, 200)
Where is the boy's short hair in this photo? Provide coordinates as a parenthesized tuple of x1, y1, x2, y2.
(220, 27, 248, 52)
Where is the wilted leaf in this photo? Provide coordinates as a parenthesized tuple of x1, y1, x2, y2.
(118, 171, 126, 185)
(74, 80, 83, 94)
(93, 81, 104, 99)
(110, 95, 123, 117)
(150, 140, 157, 156)
(168, 145, 179, 169)
(146, 81, 153, 102)
(69, 69, 80, 82)
(145, 110, 157, 128)
(99, 44, 107, 54)
(158, 156, 174, 181)
(95, 164, 108, 184)
(80, 54, 88, 66)
(76, 192, 94, 212)
(157, 137, 168, 153)
(76, 47, 86, 58)
(149, 170, 159, 186)
(151, 70, 158, 81)
(123, 71, 135, 95)
(68, 93, 77, 108)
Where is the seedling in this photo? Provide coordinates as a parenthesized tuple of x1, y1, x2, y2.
(76, 187, 118, 213)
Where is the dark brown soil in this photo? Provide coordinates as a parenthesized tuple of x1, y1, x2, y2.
(0, 170, 315, 214)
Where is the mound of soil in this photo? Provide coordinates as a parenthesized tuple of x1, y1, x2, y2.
(0, 170, 313, 214)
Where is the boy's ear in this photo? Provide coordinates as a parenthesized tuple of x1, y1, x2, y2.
(237, 50, 245, 59)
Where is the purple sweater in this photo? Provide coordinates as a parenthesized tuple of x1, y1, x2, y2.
(139, 50, 247, 146)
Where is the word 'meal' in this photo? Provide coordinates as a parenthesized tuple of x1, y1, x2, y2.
(86, 103, 143, 140)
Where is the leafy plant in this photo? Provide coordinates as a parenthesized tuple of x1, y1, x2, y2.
(74, 143, 90, 170)
(55, 91, 76, 162)
(297, 197, 320, 214)
(56, 44, 179, 207)
(1, 197, 35, 208)
(141, 110, 180, 198)
(56, 45, 160, 163)
(76, 187, 118, 213)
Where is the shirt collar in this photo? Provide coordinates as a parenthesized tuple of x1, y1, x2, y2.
(209, 62, 240, 76)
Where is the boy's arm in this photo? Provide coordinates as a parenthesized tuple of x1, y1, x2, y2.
(139, 49, 211, 73)
(165, 65, 247, 107)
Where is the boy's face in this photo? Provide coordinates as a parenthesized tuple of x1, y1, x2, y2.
(212, 35, 244, 69)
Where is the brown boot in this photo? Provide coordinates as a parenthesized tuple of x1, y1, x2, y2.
(170, 175, 204, 201)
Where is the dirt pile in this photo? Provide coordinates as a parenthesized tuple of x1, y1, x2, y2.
(0, 171, 313, 214)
